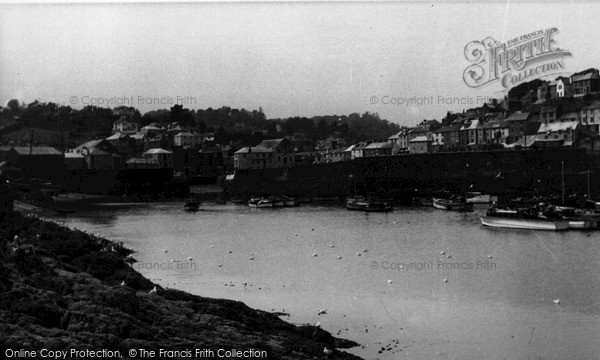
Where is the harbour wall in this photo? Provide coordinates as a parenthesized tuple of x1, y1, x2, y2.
(228, 148, 600, 201)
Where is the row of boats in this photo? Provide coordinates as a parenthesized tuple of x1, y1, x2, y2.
(247, 195, 300, 208)
(186, 192, 600, 231)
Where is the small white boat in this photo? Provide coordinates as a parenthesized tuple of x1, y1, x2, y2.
(433, 197, 473, 211)
(481, 216, 569, 230)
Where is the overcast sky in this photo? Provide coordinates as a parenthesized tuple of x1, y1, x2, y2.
(1, 1, 597, 126)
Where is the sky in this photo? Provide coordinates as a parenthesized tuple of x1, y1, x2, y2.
(1, 1, 598, 127)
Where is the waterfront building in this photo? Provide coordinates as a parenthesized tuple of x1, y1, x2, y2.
(258, 138, 295, 168)
(233, 146, 274, 170)
(348, 141, 369, 159)
(0, 146, 66, 179)
(534, 121, 582, 147)
(363, 142, 393, 157)
(408, 135, 431, 153)
(73, 140, 120, 170)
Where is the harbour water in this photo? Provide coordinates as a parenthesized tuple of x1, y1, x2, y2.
(56, 203, 600, 360)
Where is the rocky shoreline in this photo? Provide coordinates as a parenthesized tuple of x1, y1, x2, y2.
(0, 210, 362, 359)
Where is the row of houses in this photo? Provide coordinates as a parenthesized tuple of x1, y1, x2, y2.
(537, 70, 600, 101)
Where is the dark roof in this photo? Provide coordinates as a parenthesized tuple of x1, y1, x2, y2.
(506, 112, 530, 122)
(8, 146, 62, 155)
(258, 138, 286, 149)
(434, 125, 461, 133)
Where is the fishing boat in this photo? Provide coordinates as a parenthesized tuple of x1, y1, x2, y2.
(346, 197, 368, 211)
(480, 207, 569, 231)
(432, 196, 473, 211)
(545, 205, 600, 230)
(282, 195, 298, 207)
(184, 200, 200, 211)
(248, 197, 274, 208)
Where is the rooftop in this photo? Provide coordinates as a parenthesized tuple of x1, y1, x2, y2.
(235, 146, 274, 154)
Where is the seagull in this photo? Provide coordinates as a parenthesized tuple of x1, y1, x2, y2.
(249, 256, 254, 260)
(488, 255, 493, 259)
(315, 321, 321, 328)
(312, 253, 318, 257)
(387, 279, 393, 284)
(163, 249, 168, 253)
(443, 279, 448, 283)
(187, 257, 193, 261)
(218, 264, 223, 267)
(356, 253, 362, 256)
(149, 286, 157, 294)
(330, 244, 334, 248)
(336, 256, 342, 260)
(120, 281, 125, 286)
(553, 299, 560, 305)
(441, 251, 446, 255)
(317, 308, 327, 315)
(363, 249, 368, 253)
(323, 347, 333, 356)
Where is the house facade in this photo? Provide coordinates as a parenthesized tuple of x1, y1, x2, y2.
(258, 138, 295, 168)
(571, 70, 600, 97)
(363, 142, 393, 157)
(174, 131, 202, 148)
(580, 100, 600, 134)
(233, 146, 275, 170)
(408, 136, 431, 154)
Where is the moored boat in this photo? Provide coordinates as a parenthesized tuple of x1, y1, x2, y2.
(269, 196, 285, 208)
(466, 192, 498, 204)
(346, 197, 368, 211)
(481, 207, 569, 231)
(432, 196, 473, 211)
(282, 195, 298, 207)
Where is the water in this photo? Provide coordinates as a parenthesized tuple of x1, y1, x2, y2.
(56, 203, 600, 360)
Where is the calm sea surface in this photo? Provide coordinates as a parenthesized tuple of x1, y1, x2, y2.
(55, 203, 600, 360)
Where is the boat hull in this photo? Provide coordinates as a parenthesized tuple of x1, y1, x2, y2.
(432, 198, 473, 211)
(481, 216, 569, 230)
(466, 194, 498, 204)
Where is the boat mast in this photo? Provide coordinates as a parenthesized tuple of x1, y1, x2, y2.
(561, 160, 565, 206)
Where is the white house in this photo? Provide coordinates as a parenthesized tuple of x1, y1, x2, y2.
(174, 131, 202, 148)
